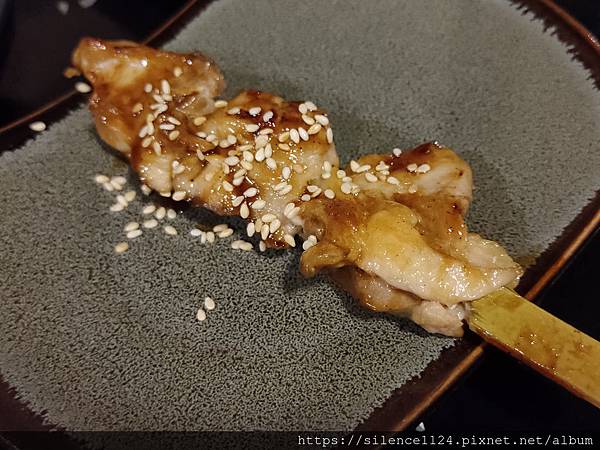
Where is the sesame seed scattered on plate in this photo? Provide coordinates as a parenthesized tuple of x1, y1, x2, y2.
(75, 81, 91, 93)
(29, 121, 46, 132)
(114, 242, 129, 254)
(163, 225, 177, 236)
(204, 297, 215, 310)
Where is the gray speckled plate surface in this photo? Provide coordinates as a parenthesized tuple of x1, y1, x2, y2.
(1, 0, 600, 431)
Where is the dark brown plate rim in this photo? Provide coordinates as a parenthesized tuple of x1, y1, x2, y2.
(0, 0, 598, 436)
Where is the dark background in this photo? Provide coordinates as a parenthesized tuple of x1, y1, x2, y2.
(0, 0, 598, 433)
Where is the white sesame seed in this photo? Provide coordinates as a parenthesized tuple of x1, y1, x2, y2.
(266, 158, 277, 170)
(356, 164, 371, 173)
(155, 206, 166, 220)
(224, 156, 240, 166)
(159, 191, 171, 197)
(278, 143, 290, 151)
(278, 131, 290, 142)
(173, 66, 183, 77)
(172, 191, 186, 201)
(102, 182, 114, 191)
(29, 120, 46, 131)
(110, 203, 124, 212)
(416, 163, 431, 173)
(268, 218, 281, 234)
(152, 93, 164, 104)
(219, 139, 231, 148)
(232, 176, 244, 186)
(168, 131, 180, 142)
(302, 239, 316, 250)
(232, 240, 253, 251)
(326, 127, 333, 144)
(305, 101, 317, 111)
(387, 176, 400, 185)
(141, 184, 152, 195)
(284, 202, 295, 217)
(166, 116, 180, 126)
(94, 174, 109, 184)
(341, 182, 352, 194)
(206, 134, 217, 142)
(262, 111, 273, 122)
(310, 187, 322, 197)
(393, 147, 402, 157)
(193, 116, 207, 126)
(259, 241, 267, 252)
(122, 191, 135, 203)
(214, 99, 228, 108)
(248, 106, 261, 116)
(298, 103, 308, 114)
(218, 228, 234, 238)
(243, 187, 258, 197)
(274, 182, 288, 192)
(302, 114, 315, 125)
(246, 222, 256, 237)
(314, 114, 329, 126)
(264, 143, 273, 158)
(190, 228, 203, 237)
(166, 208, 176, 219)
(261, 213, 277, 223)
(282, 166, 292, 179)
(245, 123, 259, 133)
(142, 204, 156, 215)
(222, 180, 234, 192)
(284, 234, 296, 247)
(116, 195, 128, 207)
(342, 176, 352, 183)
(240, 202, 250, 218)
(163, 225, 177, 236)
(114, 242, 129, 254)
(350, 160, 360, 172)
(407, 163, 418, 172)
(122, 223, 139, 234)
(143, 219, 158, 229)
(258, 128, 273, 135)
(231, 195, 244, 207)
(255, 134, 269, 149)
(213, 224, 228, 233)
(204, 296, 215, 310)
(144, 83, 153, 93)
(160, 79, 170, 95)
(321, 172, 331, 179)
(255, 218, 263, 230)
(227, 134, 237, 145)
(158, 122, 175, 131)
(251, 199, 266, 210)
(233, 168, 247, 179)
(307, 123, 322, 135)
(254, 148, 265, 162)
(289, 128, 300, 144)
(141, 137, 153, 148)
(298, 127, 309, 141)
(126, 229, 143, 239)
(152, 141, 161, 155)
(307, 185, 319, 193)
(324, 189, 335, 199)
(261, 224, 270, 240)
(365, 172, 378, 183)
(196, 308, 206, 322)
(227, 107, 241, 115)
(206, 231, 215, 243)
(301, 194, 311, 201)
(75, 81, 91, 93)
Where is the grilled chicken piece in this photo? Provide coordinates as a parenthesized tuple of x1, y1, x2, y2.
(72, 38, 522, 336)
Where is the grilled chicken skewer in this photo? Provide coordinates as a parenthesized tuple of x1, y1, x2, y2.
(73, 38, 522, 337)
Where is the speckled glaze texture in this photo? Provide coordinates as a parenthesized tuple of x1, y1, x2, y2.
(1, 0, 599, 431)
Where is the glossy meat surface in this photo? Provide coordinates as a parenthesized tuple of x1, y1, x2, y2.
(73, 38, 522, 336)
